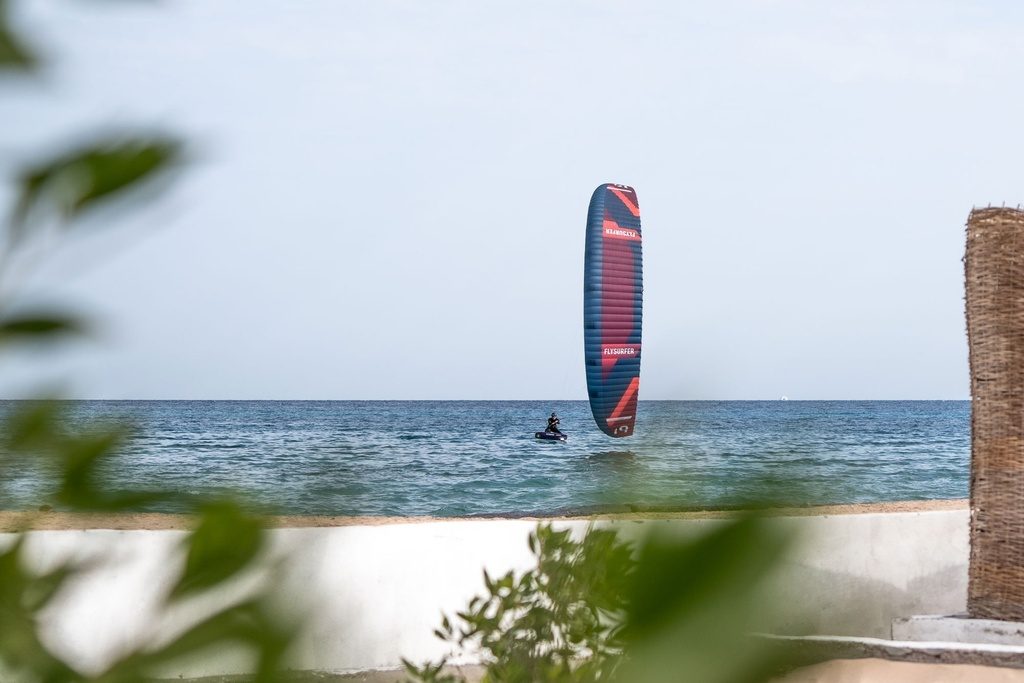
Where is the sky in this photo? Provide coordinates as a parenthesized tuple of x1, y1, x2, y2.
(2, 0, 1023, 400)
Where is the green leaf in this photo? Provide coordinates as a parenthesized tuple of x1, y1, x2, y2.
(2, 400, 63, 453)
(45, 424, 168, 511)
(622, 515, 791, 642)
(102, 599, 292, 683)
(168, 499, 265, 599)
(0, 540, 81, 681)
(22, 563, 77, 613)
(11, 136, 182, 234)
(0, 0, 38, 71)
(616, 515, 796, 683)
(0, 313, 84, 345)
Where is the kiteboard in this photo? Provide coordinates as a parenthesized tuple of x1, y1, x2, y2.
(535, 432, 568, 442)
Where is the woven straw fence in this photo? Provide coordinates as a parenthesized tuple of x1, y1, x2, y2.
(966, 206, 1024, 620)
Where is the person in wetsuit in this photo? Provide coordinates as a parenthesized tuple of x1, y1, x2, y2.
(546, 412, 562, 435)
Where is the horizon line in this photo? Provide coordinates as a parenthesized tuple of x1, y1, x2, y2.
(0, 397, 973, 402)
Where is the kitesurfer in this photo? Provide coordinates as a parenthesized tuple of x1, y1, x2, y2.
(546, 412, 562, 435)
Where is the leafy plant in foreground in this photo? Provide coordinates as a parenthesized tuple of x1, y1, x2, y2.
(405, 516, 795, 683)
(404, 524, 634, 682)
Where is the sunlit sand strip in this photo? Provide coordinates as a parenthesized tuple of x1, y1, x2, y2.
(0, 498, 967, 532)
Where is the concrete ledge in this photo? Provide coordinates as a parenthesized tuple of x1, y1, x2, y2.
(764, 634, 1024, 669)
(894, 615, 1024, 646)
(778, 657, 1024, 682)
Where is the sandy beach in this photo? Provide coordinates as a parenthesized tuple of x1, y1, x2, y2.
(0, 498, 968, 532)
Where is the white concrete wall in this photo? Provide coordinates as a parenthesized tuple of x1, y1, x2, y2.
(772, 511, 968, 637)
(4, 509, 969, 676)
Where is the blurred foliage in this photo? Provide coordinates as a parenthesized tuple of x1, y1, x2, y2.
(405, 518, 794, 683)
(93, 598, 292, 683)
(2, 400, 163, 510)
(0, 312, 84, 346)
(170, 500, 267, 600)
(0, 0, 37, 71)
(10, 136, 182, 240)
(0, 2, 298, 681)
(0, 404, 298, 683)
(616, 516, 794, 683)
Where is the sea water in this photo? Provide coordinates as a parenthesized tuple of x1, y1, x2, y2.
(0, 400, 969, 517)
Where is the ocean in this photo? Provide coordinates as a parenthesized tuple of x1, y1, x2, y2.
(0, 400, 969, 517)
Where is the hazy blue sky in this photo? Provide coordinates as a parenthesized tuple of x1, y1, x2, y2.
(3, 1, 1022, 400)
